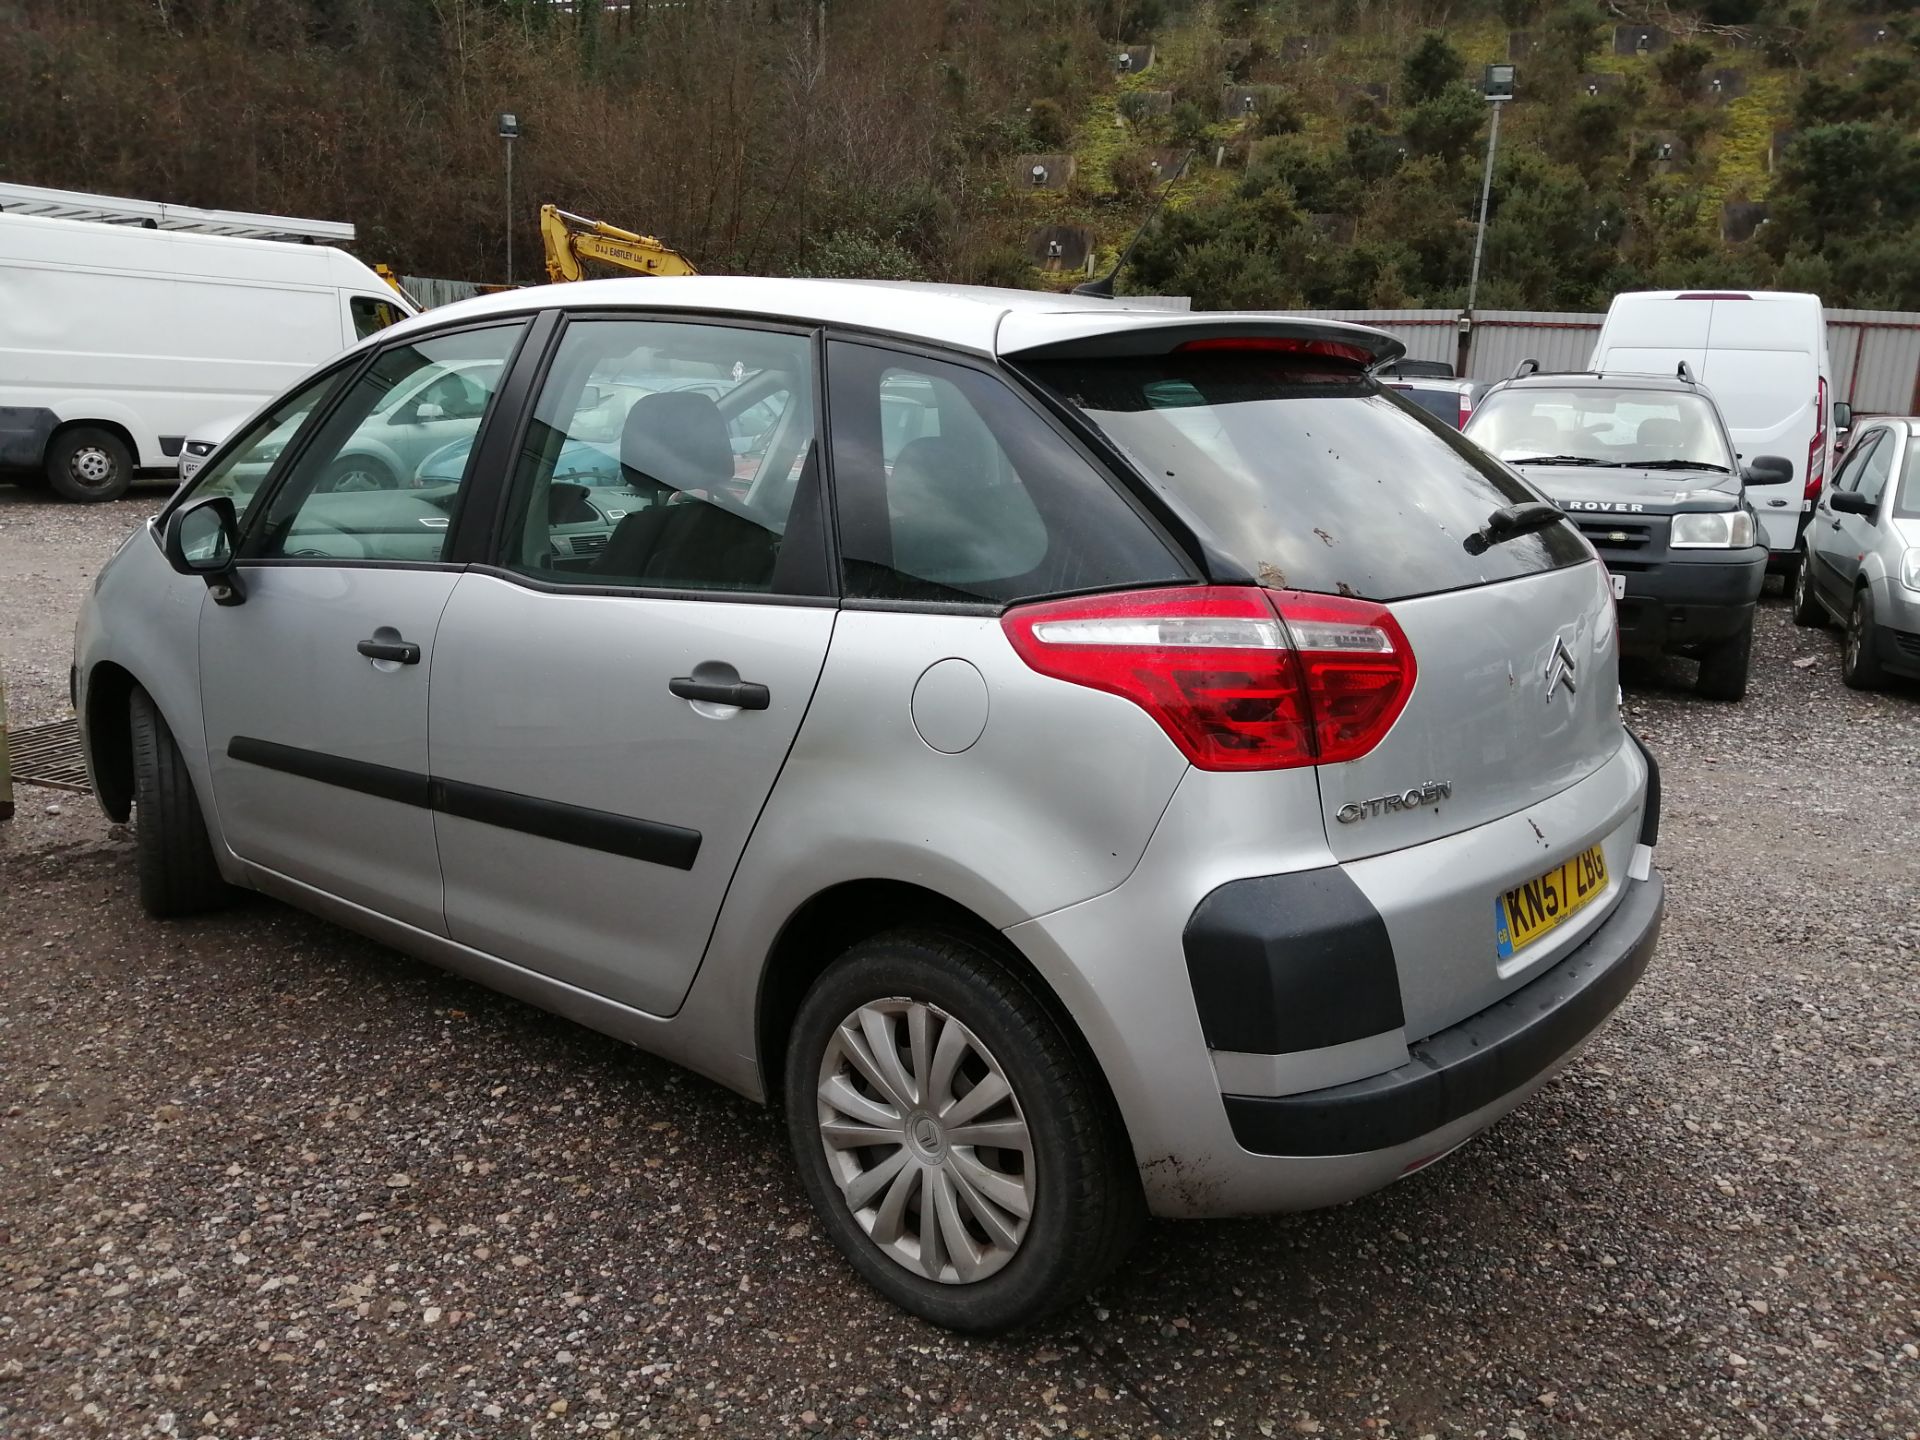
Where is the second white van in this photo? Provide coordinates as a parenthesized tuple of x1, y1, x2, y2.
(0, 213, 415, 501)
(1590, 290, 1839, 568)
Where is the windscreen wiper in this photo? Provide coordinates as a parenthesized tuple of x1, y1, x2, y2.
(1629, 459, 1733, 472)
(1464, 500, 1566, 555)
(1508, 454, 1613, 467)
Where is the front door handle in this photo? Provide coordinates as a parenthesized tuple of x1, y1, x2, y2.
(357, 637, 422, 665)
(669, 675, 769, 710)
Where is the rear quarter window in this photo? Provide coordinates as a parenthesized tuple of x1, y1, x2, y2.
(1022, 355, 1589, 603)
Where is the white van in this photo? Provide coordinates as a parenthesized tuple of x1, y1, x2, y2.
(1589, 290, 1838, 567)
(0, 213, 415, 501)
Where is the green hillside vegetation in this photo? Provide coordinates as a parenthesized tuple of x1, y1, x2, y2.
(1003, 0, 1920, 310)
(2, 0, 1916, 309)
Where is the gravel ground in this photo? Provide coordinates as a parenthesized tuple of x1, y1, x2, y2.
(2, 485, 1916, 1440)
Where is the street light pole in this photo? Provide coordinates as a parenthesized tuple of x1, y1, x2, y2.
(1462, 63, 1515, 371)
(497, 112, 522, 285)
(1465, 97, 1501, 316)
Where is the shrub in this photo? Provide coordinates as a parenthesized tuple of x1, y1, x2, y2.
(1028, 97, 1071, 149)
(1402, 32, 1465, 105)
(1110, 147, 1161, 198)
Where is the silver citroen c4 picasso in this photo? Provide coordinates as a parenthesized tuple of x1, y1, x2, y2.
(74, 278, 1665, 1333)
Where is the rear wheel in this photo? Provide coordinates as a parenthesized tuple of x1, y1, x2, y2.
(45, 426, 134, 503)
(1841, 590, 1888, 691)
(784, 929, 1141, 1334)
(129, 687, 232, 917)
(1695, 618, 1753, 702)
(1790, 551, 1826, 627)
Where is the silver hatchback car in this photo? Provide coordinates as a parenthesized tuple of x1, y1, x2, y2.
(1792, 415, 1920, 687)
(75, 278, 1665, 1332)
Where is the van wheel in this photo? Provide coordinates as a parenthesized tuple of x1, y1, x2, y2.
(1695, 619, 1753, 702)
(46, 427, 134, 503)
(784, 929, 1142, 1334)
(129, 687, 232, 918)
(1790, 552, 1826, 628)
(1841, 590, 1887, 691)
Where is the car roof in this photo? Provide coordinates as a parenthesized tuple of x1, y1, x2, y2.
(1489, 369, 1717, 397)
(376, 276, 1403, 362)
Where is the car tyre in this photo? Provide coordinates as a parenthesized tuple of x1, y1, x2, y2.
(46, 426, 134, 503)
(1789, 552, 1825, 628)
(1841, 589, 1887, 691)
(129, 687, 233, 918)
(784, 928, 1142, 1334)
(316, 456, 396, 493)
(1695, 618, 1753, 702)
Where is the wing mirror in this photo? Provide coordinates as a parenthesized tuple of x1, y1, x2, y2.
(1832, 401, 1852, 432)
(1830, 489, 1875, 516)
(1742, 455, 1794, 486)
(162, 495, 245, 605)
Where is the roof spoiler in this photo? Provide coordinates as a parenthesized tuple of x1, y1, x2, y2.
(998, 314, 1405, 371)
(1510, 358, 1540, 380)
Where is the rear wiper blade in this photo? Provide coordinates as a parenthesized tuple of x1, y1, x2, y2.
(1464, 500, 1566, 555)
(1508, 455, 1613, 467)
(1630, 459, 1733, 472)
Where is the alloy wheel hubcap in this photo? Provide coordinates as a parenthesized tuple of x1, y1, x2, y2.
(71, 447, 113, 484)
(816, 999, 1034, 1285)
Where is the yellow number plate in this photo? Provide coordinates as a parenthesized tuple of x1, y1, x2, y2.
(1495, 845, 1609, 958)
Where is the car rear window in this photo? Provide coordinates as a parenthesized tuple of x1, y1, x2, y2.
(1388, 384, 1464, 426)
(1020, 355, 1589, 602)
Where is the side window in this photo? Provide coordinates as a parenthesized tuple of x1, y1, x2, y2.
(498, 319, 818, 595)
(178, 372, 338, 538)
(250, 323, 524, 563)
(351, 295, 406, 340)
(826, 341, 1186, 604)
(1853, 432, 1895, 510)
(1832, 431, 1881, 493)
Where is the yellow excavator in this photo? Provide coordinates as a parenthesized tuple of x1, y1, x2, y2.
(539, 204, 699, 282)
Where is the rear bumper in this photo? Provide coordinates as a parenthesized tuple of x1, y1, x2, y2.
(1617, 548, 1765, 655)
(1223, 872, 1663, 1155)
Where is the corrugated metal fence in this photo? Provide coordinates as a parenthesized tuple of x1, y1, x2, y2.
(1293, 306, 1920, 414)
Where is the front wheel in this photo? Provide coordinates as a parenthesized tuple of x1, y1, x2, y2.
(1841, 590, 1888, 691)
(784, 929, 1142, 1334)
(129, 687, 233, 917)
(46, 426, 134, 502)
(1790, 551, 1826, 627)
(316, 456, 396, 493)
(1696, 618, 1753, 702)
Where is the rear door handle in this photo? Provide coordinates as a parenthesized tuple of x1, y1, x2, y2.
(669, 676, 769, 710)
(357, 638, 422, 665)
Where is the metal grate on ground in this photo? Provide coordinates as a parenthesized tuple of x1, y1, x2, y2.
(8, 717, 90, 792)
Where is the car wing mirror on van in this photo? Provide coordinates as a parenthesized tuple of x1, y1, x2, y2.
(163, 495, 246, 605)
(1742, 455, 1794, 487)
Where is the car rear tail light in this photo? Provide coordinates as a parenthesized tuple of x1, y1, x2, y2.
(1457, 394, 1473, 428)
(1676, 292, 1752, 300)
(1001, 586, 1416, 771)
(1806, 378, 1828, 501)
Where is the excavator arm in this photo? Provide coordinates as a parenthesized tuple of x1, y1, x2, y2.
(540, 204, 698, 283)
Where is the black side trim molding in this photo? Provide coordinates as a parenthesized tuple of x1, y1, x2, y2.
(226, 737, 700, 870)
(1224, 873, 1665, 1157)
(1183, 867, 1405, 1054)
(1627, 728, 1660, 847)
(159, 435, 185, 458)
(432, 776, 700, 871)
(228, 736, 431, 809)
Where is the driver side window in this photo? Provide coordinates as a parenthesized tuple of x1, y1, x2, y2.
(1851, 432, 1895, 511)
(249, 323, 525, 564)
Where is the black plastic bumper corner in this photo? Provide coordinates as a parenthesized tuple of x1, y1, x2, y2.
(1223, 872, 1665, 1157)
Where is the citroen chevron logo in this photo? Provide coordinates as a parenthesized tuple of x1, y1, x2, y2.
(1545, 636, 1578, 701)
